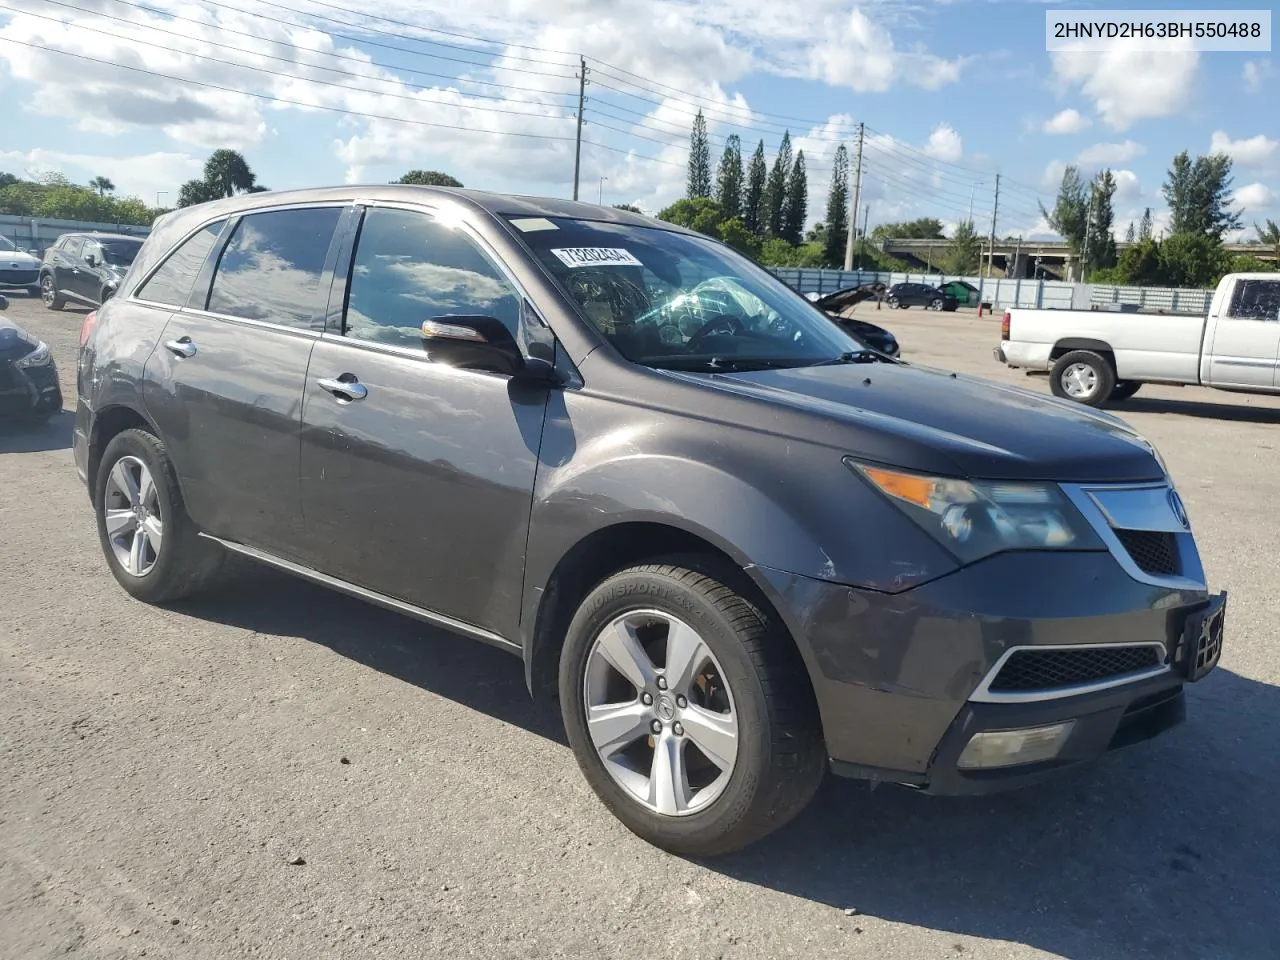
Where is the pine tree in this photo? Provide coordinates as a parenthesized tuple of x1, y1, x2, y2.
(1086, 169, 1118, 271)
(1162, 151, 1243, 240)
(687, 110, 712, 199)
(714, 135, 744, 221)
(945, 219, 982, 274)
(1139, 207, 1154, 240)
(781, 151, 808, 246)
(743, 141, 767, 237)
(1039, 165, 1089, 259)
(764, 131, 792, 239)
(1124, 221, 1136, 243)
(823, 144, 850, 267)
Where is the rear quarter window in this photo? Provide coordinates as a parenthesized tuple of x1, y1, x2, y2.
(135, 221, 225, 307)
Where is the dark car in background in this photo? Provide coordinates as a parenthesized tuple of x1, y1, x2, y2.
(809, 284, 900, 357)
(74, 186, 1224, 856)
(0, 294, 63, 422)
(887, 282, 959, 311)
(40, 233, 144, 310)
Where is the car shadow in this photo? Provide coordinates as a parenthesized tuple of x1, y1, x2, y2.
(1112, 395, 1280, 424)
(0, 410, 73, 453)
(172, 564, 1277, 959)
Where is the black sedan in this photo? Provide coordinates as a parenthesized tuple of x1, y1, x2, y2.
(809, 285, 900, 357)
(0, 295, 63, 422)
(886, 282, 959, 311)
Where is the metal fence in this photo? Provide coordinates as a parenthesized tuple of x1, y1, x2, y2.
(769, 267, 1215, 315)
(0, 214, 151, 257)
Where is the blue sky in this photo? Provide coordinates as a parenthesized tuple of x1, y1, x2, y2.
(0, 0, 1275, 242)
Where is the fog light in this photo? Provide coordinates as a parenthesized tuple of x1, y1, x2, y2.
(956, 721, 1076, 770)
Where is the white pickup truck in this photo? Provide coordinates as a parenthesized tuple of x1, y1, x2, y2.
(994, 272, 1280, 406)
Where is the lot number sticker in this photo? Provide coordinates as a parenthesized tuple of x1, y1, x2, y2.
(550, 247, 643, 268)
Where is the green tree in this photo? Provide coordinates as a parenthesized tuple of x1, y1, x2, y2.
(1139, 207, 1154, 240)
(657, 196, 723, 237)
(89, 176, 115, 196)
(1163, 151, 1243, 240)
(945, 219, 982, 274)
(0, 172, 17, 188)
(1158, 232, 1231, 287)
(714, 134, 743, 220)
(1228, 254, 1277, 274)
(204, 149, 259, 199)
(870, 217, 945, 241)
(1085, 169, 1118, 273)
(177, 178, 219, 208)
(1040, 165, 1089, 263)
(613, 203, 643, 214)
(1115, 237, 1163, 285)
(396, 170, 463, 187)
(1124, 221, 1136, 243)
(763, 131, 792, 238)
(717, 217, 760, 258)
(687, 109, 712, 199)
(823, 144, 850, 267)
(1256, 219, 1280, 263)
(743, 140, 767, 237)
(781, 150, 807, 246)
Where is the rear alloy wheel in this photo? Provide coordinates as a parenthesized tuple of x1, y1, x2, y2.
(95, 428, 225, 603)
(1050, 349, 1116, 407)
(40, 274, 65, 311)
(559, 560, 825, 857)
(928, 297, 944, 311)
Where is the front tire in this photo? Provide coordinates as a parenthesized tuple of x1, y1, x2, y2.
(559, 560, 825, 857)
(94, 428, 225, 603)
(928, 297, 944, 311)
(1050, 350, 1115, 407)
(40, 274, 65, 310)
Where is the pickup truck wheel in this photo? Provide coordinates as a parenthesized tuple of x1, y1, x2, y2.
(1109, 381, 1142, 402)
(94, 428, 225, 604)
(559, 561, 825, 857)
(1050, 350, 1115, 407)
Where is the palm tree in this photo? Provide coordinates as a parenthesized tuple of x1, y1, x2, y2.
(89, 176, 115, 196)
(203, 150, 258, 199)
(1257, 219, 1280, 266)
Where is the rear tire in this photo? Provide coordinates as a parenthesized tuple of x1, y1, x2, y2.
(559, 559, 825, 857)
(94, 428, 225, 604)
(928, 298, 944, 311)
(40, 274, 64, 311)
(1050, 350, 1115, 407)
(1109, 381, 1142, 402)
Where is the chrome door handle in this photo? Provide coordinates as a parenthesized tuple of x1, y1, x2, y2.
(317, 376, 368, 401)
(164, 337, 196, 358)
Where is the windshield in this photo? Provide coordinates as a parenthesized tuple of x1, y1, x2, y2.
(509, 217, 872, 371)
(100, 240, 141, 266)
(0, 236, 16, 252)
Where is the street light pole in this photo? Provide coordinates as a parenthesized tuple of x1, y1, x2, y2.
(598, 176, 607, 204)
(155, 191, 167, 208)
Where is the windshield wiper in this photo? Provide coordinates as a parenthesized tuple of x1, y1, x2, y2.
(809, 349, 895, 366)
(646, 356, 812, 372)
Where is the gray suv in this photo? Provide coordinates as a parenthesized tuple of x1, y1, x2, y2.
(72, 187, 1226, 855)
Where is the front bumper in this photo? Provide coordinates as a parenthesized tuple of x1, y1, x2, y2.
(0, 268, 40, 288)
(753, 549, 1220, 794)
(0, 358, 62, 418)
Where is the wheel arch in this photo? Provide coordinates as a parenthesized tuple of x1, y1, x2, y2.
(86, 403, 159, 506)
(1050, 338, 1115, 364)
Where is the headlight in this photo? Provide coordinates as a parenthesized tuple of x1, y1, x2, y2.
(847, 459, 1102, 564)
(14, 341, 51, 368)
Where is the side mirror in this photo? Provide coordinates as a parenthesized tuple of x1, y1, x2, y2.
(0, 294, 8, 310)
(84, 253, 97, 267)
(420, 315, 528, 377)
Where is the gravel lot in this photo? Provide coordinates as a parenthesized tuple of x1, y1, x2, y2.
(2, 292, 1278, 960)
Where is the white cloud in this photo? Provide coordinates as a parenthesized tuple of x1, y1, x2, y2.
(923, 124, 963, 162)
(1051, 45, 1198, 131)
(1243, 59, 1275, 93)
(806, 7, 970, 93)
(1112, 169, 1141, 201)
(1209, 131, 1278, 168)
(1076, 140, 1145, 166)
(1233, 182, 1277, 212)
(1040, 159, 1068, 192)
(0, 148, 202, 201)
(1042, 108, 1091, 135)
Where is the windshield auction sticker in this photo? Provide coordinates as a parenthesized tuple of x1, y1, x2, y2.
(551, 247, 644, 268)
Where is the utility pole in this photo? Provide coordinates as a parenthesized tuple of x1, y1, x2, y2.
(985, 173, 1000, 279)
(843, 122, 864, 271)
(572, 56, 588, 201)
(1012, 234, 1023, 278)
(597, 176, 607, 204)
(860, 203, 870, 269)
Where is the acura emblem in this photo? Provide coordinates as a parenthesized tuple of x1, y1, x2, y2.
(1168, 489, 1189, 529)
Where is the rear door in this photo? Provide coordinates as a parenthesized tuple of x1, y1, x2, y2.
(297, 203, 552, 637)
(143, 204, 346, 557)
(1204, 278, 1280, 389)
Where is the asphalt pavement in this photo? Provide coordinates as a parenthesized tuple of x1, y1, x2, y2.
(2, 291, 1278, 960)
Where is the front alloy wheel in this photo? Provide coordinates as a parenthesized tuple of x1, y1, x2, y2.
(928, 297, 944, 311)
(40, 274, 64, 310)
(584, 610, 739, 816)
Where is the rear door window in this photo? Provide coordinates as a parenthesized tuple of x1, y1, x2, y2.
(62, 238, 84, 261)
(1227, 279, 1280, 322)
(207, 207, 342, 330)
(135, 221, 224, 307)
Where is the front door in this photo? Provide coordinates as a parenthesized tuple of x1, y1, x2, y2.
(299, 205, 551, 638)
(144, 204, 345, 556)
(77, 240, 105, 302)
(1205, 278, 1280, 389)
(56, 238, 84, 299)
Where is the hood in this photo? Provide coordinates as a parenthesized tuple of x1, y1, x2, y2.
(0, 318, 39, 360)
(666, 361, 1162, 483)
(3, 250, 40, 267)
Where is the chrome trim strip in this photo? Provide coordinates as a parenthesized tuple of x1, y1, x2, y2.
(174, 307, 323, 339)
(1213, 357, 1278, 368)
(198, 534, 521, 653)
(1083, 482, 1186, 533)
(969, 642, 1171, 704)
(1060, 482, 1206, 590)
